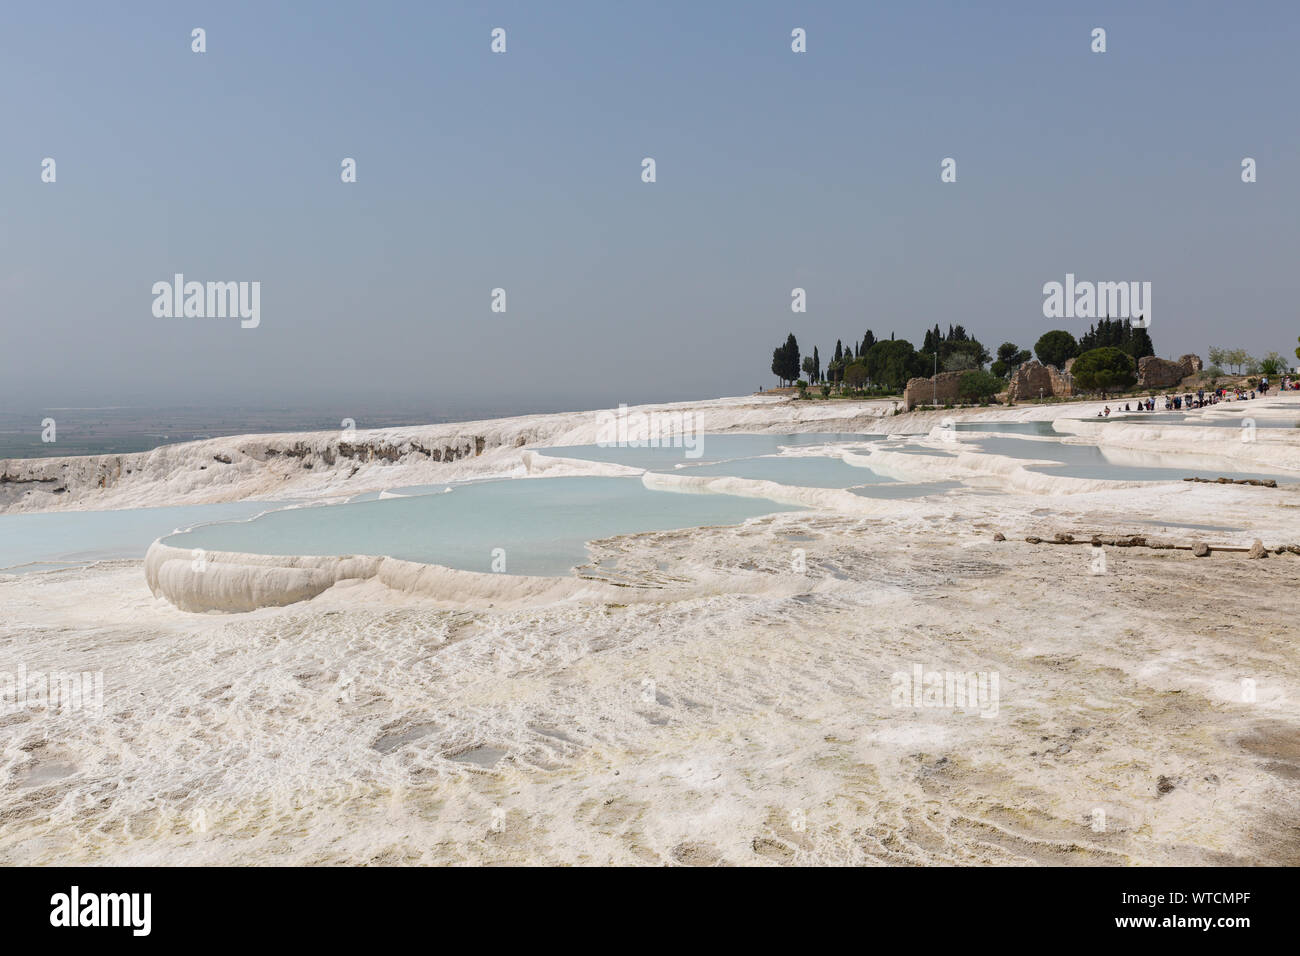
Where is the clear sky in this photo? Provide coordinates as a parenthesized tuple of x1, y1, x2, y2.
(2, 1, 1297, 413)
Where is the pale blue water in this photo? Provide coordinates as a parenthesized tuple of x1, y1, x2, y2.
(372, 479, 493, 499)
(1028, 462, 1295, 482)
(541, 433, 876, 470)
(164, 477, 801, 576)
(954, 421, 1062, 436)
(1089, 405, 1297, 429)
(972, 436, 1296, 482)
(677, 456, 896, 488)
(951, 416, 1296, 434)
(876, 445, 960, 457)
(850, 480, 962, 498)
(971, 436, 1114, 465)
(1107, 415, 1296, 429)
(8, 420, 1294, 580)
(0, 501, 284, 572)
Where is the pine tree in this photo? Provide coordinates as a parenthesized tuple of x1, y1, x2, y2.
(1079, 323, 1097, 352)
(1129, 325, 1154, 360)
(771, 333, 801, 385)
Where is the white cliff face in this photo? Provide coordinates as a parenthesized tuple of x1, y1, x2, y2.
(142, 539, 816, 614)
(9, 390, 1274, 515)
(1050, 418, 1300, 473)
(0, 395, 898, 514)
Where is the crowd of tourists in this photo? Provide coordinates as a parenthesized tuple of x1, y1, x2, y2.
(1097, 375, 1296, 417)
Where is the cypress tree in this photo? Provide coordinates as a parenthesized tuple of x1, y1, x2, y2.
(771, 333, 802, 385)
(784, 333, 800, 383)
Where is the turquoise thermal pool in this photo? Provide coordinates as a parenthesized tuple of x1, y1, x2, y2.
(162, 477, 802, 576)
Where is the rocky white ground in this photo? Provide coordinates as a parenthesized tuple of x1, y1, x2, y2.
(2, 393, 1298, 864)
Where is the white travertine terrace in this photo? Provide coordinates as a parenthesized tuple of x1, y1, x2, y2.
(130, 393, 1300, 612)
(142, 539, 819, 614)
(6, 392, 1300, 865)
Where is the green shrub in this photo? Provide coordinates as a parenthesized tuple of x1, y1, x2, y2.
(958, 369, 1005, 402)
(1259, 352, 1286, 377)
(1071, 347, 1136, 394)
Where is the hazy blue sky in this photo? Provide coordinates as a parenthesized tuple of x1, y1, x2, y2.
(3, 1, 1297, 414)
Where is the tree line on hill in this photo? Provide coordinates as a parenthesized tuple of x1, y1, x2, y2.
(771, 318, 1169, 399)
(1207, 346, 1290, 377)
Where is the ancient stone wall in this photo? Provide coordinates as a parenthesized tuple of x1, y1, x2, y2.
(1137, 355, 1188, 389)
(902, 370, 965, 410)
(905, 355, 1092, 409)
(1048, 364, 1074, 398)
(1007, 360, 1073, 402)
